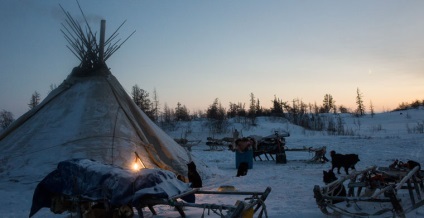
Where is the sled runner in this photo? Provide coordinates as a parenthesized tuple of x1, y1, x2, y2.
(313, 165, 424, 217)
(138, 186, 272, 218)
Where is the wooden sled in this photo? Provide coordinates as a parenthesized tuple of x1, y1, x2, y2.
(252, 133, 287, 161)
(174, 138, 202, 151)
(205, 137, 232, 151)
(44, 187, 271, 218)
(136, 186, 272, 218)
(254, 145, 328, 163)
(313, 165, 424, 217)
(304, 146, 329, 163)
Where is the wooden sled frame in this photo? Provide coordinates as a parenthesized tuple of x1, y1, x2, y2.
(174, 138, 202, 151)
(205, 137, 233, 151)
(47, 187, 271, 218)
(135, 186, 272, 218)
(254, 146, 327, 163)
(313, 166, 424, 217)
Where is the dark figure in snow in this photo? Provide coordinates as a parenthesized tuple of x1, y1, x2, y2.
(400, 160, 422, 178)
(235, 137, 255, 177)
(230, 129, 240, 151)
(402, 160, 421, 170)
(187, 161, 202, 188)
(235, 137, 256, 152)
(237, 162, 248, 177)
(330, 150, 360, 175)
(323, 170, 346, 204)
(233, 129, 239, 140)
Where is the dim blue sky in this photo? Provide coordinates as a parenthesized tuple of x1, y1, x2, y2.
(1, 0, 424, 118)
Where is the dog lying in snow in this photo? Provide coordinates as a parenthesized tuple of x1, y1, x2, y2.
(330, 150, 360, 175)
(323, 170, 346, 204)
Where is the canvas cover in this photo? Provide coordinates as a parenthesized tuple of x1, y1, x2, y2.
(0, 68, 200, 183)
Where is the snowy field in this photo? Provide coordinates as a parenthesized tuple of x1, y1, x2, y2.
(1, 108, 424, 217)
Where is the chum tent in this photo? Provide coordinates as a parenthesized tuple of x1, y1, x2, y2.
(0, 6, 203, 183)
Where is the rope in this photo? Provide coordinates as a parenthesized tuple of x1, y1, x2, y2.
(328, 183, 344, 198)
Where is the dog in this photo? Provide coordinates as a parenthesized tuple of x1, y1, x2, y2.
(323, 170, 346, 204)
(404, 160, 421, 170)
(398, 160, 422, 178)
(236, 162, 248, 177)
(330, 150, 360, 175)
(390, 159, 421, 170)
(187, 161, 202, 188)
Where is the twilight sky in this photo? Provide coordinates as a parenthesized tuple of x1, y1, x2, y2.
(1, 0, 423, 118)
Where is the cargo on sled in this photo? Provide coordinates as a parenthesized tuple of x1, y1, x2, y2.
(30, 159, 271, 218)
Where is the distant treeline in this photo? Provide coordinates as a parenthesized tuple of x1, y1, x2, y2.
(131, 84, 423, 122)
(0, 86, 422, 132)
(129, 85, 423, 134)
(393, 100, 424, 111)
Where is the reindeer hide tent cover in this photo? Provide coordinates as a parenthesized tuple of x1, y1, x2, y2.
(0, 5, 202, 184)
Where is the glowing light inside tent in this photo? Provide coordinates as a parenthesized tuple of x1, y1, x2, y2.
(132, 162, 141, 171)
(132, 151, 146, 172)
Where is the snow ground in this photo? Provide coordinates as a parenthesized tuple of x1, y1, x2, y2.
(1, 109, 424, 218)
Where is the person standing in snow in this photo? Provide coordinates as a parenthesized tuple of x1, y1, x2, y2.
(235, 137, 253, 153)
(231, 129, 240, 150)
(235, 137, 256, 177)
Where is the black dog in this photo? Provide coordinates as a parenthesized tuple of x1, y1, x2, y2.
(187, 161, 202, 188)
(330, 150, 360, 175)
(404, 160, 422, 178)
(404, 160, 421, 170)
(236, 162, 248, 177)
(323, 170, 346, 204)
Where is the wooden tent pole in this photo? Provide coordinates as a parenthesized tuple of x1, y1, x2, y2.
(99, 19, 106, 62)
